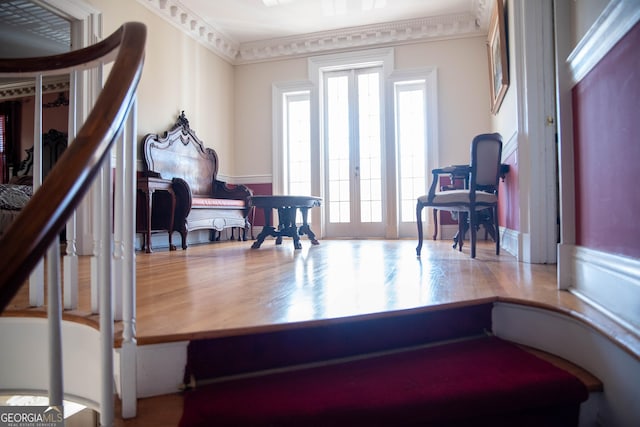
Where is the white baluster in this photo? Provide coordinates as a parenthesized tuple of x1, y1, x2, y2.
(29, 74, 44, 307)
(64, 70, 79, 309)
(119, 101, 138, 419)
(100, 154, 114, 427)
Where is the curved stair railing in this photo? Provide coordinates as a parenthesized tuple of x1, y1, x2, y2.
(0, 22, 146, 426)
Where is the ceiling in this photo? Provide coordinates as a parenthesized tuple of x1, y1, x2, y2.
(0, 0, 71, 58)
(178, 0, 489, 44)
(0, 0, 493, 64)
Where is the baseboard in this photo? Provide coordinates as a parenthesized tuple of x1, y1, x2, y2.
(437, 224, 458, 241)
(137, 228, 244, 251)
(499, 227, 519, 259)
(558, 243, 640, 332)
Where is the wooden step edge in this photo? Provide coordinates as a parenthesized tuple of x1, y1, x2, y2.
(519, 344, 603, 392)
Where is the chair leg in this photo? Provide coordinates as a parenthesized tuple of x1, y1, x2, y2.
(416, 201, 424, 256)
(432, 209, 438, 240)
(470, 210, 477, 258)
(457, 212, 465, 252)
(494, 206, 500, 255)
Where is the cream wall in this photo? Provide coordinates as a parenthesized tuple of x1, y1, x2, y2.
(571, 0, 609, 46)
(233, 57, 308, 178)
(233, 37, 491, 180)
(394, 36, 491, 166)
(83, 0, 236, 175)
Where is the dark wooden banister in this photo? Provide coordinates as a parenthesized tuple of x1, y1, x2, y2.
(0, 22, 147, 312)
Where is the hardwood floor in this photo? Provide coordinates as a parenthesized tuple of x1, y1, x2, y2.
(128, 238, 636, 352)
(3, 237, 638, 426)
(133, 238, 556, 345)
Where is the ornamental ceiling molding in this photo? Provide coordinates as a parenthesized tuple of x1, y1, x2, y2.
(137, 0, 491, 65)
(237, 13, 484, 64)
(0, 76, 69, 101)
(137, 0, 239, 62)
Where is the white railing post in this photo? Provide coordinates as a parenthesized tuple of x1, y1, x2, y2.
(90, 65, 104, 314)
(99, 157, 115, 427)
(64, 70, 79, 309)
(119, 100, 138, 418)
(29, 75, 44, 307)
(46, 242, 64, 410)
(113, 128, 125, 322)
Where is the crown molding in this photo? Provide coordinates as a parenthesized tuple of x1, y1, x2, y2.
(138, 0, 490, 65)
(0, 76, 69, 100)
(237, 13, 483, 64)
(136, 0, 239, 62)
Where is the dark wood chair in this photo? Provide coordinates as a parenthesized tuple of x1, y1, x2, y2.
(416, 133, 503, 258)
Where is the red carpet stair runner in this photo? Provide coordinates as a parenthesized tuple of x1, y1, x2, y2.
(179, 304, 589, 426)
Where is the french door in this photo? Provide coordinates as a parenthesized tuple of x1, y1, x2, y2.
(323, 67, 385, 238)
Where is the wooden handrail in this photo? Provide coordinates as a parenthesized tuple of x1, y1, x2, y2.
(0, 22, 147, 312)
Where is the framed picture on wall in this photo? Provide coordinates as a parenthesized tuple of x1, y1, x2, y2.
(487, 0, 509, 114)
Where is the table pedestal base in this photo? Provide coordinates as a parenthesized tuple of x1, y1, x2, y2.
(251, 198, 321, 250)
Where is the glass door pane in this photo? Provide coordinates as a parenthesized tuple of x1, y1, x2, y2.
(285, 92, 311, 196)
(395, 80, 428, 237)
(397, 84, 426, 222)
(326, 73, 351, 224)
(357, 71, 382, 223)
(324, 68, 384, 237)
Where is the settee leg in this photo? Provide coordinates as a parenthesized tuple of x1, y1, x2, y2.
(180, 230, 188, 250)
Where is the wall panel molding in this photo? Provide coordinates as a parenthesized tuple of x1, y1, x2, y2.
(567, 0, 640, 85)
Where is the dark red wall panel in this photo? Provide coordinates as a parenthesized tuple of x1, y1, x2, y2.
(245, 182, 272, 226)
(572, 22, 640, 258)
(499, 150, 519, 231)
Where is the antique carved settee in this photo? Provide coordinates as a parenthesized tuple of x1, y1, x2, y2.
(142, 112, 252, 249)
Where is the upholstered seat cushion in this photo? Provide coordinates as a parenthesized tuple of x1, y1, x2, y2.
(0, 184, 32, 210)
(418, 190, 497, 211)
(192, 196, 246, 208)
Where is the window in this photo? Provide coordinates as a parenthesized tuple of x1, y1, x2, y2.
(283, 91, 311, 196)
(391, 68, 438, 237)
(396, 80, 427, 223)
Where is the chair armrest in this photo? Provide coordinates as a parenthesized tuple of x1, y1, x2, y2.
(213, 180, 254, 216)
(426, 170, 443, 202)
(171, 177, 192, 232)
(142, 170, 161, 178)
(432, 167, 453, 174)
